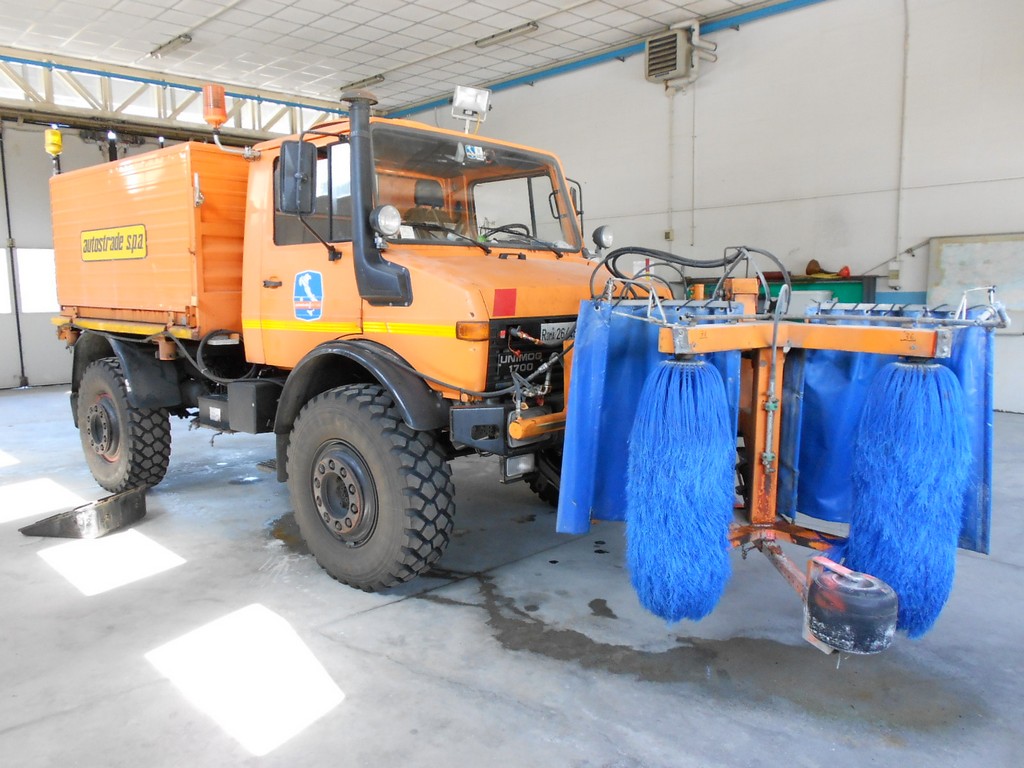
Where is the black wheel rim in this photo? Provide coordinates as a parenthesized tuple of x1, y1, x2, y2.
(311, 441, 378, 547)
(86, 395, 121, 462)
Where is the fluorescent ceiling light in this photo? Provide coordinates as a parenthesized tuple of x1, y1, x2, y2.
(340, 74, 385, 91)
(475, 21, 540, 48)
(147, 604, 345, 756)
(148, 33, 193, 59)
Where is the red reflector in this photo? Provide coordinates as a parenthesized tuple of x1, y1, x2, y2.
(493, 288, 517, 316)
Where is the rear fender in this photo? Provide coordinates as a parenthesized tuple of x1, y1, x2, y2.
(69, 333, 182, 425)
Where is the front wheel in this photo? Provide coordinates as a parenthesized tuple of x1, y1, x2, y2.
(77, 357, 171, 492)
(287, 384, 455, 591)
(526, 447, 562, 507)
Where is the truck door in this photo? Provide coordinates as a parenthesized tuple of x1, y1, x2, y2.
(258, 142, 362, 369)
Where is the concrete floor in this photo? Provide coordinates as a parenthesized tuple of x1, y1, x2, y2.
(1, 385, 1021, 767)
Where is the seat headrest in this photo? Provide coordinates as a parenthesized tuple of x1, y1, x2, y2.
(414, 179, 444, 209)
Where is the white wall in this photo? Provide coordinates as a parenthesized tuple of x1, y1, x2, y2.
(412, 0, 1024, 409)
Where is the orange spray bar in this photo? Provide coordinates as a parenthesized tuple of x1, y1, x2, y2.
(658, 321, 954, 358)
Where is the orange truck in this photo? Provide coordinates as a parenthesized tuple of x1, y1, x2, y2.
(50, 91, 602, 591)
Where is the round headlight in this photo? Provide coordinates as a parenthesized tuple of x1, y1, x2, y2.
(592, 225, 613, 249)
(370, 204, 402, 238)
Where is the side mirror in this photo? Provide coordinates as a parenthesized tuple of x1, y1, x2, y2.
(277, 141, 317, 215)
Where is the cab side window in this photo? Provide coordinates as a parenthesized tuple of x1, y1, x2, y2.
(274, 143, 353, 245)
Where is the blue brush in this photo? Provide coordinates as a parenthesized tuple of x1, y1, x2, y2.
(626, 359, 736, 622)
(842, 361, 971, 638)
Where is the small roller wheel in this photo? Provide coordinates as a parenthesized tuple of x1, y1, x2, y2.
(807, 569, 898, 654)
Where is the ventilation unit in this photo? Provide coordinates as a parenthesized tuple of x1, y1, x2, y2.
(645, 30, 691, 82)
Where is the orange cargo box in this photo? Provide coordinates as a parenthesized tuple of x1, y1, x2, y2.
(50, 142, 249, 339)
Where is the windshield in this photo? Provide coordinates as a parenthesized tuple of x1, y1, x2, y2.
(372, 124, 581, 251)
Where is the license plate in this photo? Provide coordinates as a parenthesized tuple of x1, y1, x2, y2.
(540, 321, 576, 343)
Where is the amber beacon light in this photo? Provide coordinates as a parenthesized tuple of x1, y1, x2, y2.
(202, 84, 228, 129)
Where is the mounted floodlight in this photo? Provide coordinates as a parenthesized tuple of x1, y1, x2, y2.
(452, 85, 491, 134)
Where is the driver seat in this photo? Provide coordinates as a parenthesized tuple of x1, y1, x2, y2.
(404, 179, 458, 238)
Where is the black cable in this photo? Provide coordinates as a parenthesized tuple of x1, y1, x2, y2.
(590, 245, 746, 298)
(387, 341, 575, 399)
(591, 244, 793, 313)
(737, 246, 793, 305)
(194, 329, 258, 383)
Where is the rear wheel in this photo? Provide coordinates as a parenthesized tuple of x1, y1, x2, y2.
(77, 357, 171, 492)
(287, 384, 455, 591)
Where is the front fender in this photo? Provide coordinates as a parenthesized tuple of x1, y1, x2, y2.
(273, 339, 449, 481)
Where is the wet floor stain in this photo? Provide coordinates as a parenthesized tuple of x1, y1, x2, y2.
(514, 513, 537, 524)
(588, 598, 617, 619)
(229, 475, 262, 485)
(268, 513, 309, 555)
(418, 574, 986, 731)
(422, 565, 477, 581)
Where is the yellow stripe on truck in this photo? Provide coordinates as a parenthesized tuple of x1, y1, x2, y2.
(243, 319, 362, 335)
(363, 321, 457, 338)
(243, 319, 457, 338)
(54, 316, 195, 339)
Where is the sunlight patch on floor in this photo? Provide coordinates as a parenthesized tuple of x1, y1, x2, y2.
(146, 604, 345, 756)
(0, 478, 88, 524)
(37, 528, 186, 596)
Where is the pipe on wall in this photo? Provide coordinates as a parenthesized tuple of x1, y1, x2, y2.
(0, 122, 29, 387)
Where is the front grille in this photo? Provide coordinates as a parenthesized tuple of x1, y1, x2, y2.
(484, 315, 575, 392)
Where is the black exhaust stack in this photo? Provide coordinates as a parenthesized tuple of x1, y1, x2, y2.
(342, 90, 412, 306)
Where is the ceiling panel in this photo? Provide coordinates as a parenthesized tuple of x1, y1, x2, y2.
(0, 0, 778, 115)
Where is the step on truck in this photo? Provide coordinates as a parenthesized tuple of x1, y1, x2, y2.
(50, 88, 600, 591)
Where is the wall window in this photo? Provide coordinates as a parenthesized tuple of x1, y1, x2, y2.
(14, 249, 59, 313)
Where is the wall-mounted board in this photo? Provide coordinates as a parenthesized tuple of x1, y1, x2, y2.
(927, 233, 1024, 333)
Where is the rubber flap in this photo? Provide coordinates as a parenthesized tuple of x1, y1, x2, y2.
(557, 299, 741, 534)
(777, 305, 994, 554)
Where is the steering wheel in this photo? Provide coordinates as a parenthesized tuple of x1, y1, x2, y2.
(482, 223, 531, 238)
